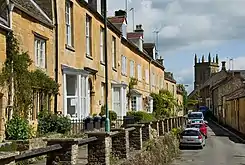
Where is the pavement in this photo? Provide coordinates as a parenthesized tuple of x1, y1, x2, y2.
(171, 120, 245, 165)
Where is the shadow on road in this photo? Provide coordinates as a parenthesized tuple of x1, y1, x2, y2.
(179, 146, 203, 151)
(207, 120, 245, 144)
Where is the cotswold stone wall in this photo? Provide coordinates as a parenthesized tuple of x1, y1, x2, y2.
(121, 133, 180, 165)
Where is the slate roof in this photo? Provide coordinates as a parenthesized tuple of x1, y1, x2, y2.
(226, 87, 245, 100)
(201, 70, 228, 89)
(143, 43, 155, 48)
(11, 0, 53, 27)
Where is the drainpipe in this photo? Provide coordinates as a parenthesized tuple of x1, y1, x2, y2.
(149, 59, 153, 93)
(6, 1, 14, 120)
(53, 0, 58, 113)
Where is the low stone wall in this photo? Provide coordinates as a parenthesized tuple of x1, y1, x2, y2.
(121, 132, 180, 165)
(0, 116, 187, 165)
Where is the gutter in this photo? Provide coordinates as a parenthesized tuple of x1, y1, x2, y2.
(0, 23, 11, 32)
(54, 0, 58, 113)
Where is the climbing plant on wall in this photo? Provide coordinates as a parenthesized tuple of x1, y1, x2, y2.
(0, 32, 59, 118)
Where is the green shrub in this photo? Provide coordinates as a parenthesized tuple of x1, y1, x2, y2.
(99, 105, 117, 121)
(127, 111, 155, 122)
(6, 116, 32, 140)
(37, 111, 71, 135)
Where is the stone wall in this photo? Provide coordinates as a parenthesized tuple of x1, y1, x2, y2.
(121, 132, 180, 165)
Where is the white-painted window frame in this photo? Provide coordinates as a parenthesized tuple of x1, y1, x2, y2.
(34, 37, 46, 68)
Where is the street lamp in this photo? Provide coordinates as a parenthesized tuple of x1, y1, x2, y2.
(103, 0, 110, 132)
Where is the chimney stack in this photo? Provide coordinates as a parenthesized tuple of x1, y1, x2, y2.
(221, 61, 226, 71)
(115, 10, 127, 17)
(134, 24, 144, 33)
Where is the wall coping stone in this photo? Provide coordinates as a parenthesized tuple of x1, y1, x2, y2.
(125, 127, 136, 131)
(0, 152, 18, 160)
(44, 138, 82, 142)
(87, 131, 119, 137)
(0, 142, 12, 148)
(138, 121, 152, 124)
(126, 124, 144, 128)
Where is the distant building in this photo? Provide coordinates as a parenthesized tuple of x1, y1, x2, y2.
(194, 53, 219, 89)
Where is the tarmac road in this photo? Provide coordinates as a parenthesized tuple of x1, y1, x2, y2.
(171, 121, 245, 165)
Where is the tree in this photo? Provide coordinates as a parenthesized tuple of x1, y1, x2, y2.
(177, 84, 188, 114)
(151, 89, 178, 119)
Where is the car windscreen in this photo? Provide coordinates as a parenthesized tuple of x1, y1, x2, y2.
(181, 130, 200, 136)
(187, 124, 202, 128)
(188, 113, 203, 119)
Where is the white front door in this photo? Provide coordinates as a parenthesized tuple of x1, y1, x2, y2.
(113, 87, 121, 116)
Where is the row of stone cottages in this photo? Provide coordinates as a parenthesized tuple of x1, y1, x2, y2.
(0, 0, 184, 138)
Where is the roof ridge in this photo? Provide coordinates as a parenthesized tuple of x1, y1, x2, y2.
(29, 0, 52, 24)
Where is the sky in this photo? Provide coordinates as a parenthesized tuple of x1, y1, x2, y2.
(107, 0, 245, 93)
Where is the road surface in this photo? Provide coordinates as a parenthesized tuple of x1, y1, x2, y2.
(171, 121, 245, 165)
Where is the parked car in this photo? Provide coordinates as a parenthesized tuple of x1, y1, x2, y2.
(187, 112, 208, 124)
(187, 123, 207, 139)
(179, 128, 206, 149)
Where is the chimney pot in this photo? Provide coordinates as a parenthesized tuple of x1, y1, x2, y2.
(221, 61, 226, 71)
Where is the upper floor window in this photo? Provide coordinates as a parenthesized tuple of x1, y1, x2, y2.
(152, 72, 155, 86)
(112, 36, 116, 68)
(130, 60, 135, 77)
(172, 85, 175, 95)
(34, 37, 46, 68)
(86, 14, 92, 57)
(145, 69, 149, 83)
(137, 64, 142, 81)
(65, 0, 73, 47)
(121, 55, 127, 75)
(100, 27, 105, 63)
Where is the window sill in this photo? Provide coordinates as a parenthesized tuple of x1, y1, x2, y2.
(112, 67, 117, 72)
(65, 44, 75, 52)
(121, 73, 127, 77)
(100, 61, 105, 65)
(35, 66, 47, 72)
(86, 55, 93, 60)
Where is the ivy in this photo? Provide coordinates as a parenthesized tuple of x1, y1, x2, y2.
(151, 89, 178, 119)
(127, 77, 138, 98)
(0, 32, 59, 117)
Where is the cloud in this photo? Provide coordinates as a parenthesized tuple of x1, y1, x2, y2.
(108, 0, 245, 53)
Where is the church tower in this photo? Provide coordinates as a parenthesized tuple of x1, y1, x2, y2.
(194, 53, 219, 89)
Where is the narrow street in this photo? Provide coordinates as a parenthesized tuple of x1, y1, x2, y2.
(171, 121, 245, 165)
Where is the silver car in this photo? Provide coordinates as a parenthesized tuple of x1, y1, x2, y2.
(179, 128, 206, 149)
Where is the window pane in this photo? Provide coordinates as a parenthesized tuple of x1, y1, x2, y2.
(67, 97, 77, 117)
(66, 75, 77, 96)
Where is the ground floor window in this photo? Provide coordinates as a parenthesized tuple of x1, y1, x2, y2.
(131, 95, 142, 111)
(63, 69, 90, 119)
(131, 96, 137, 111)
(112, 84, 127, 119)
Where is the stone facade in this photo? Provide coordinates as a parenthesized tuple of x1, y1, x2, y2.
(55, 0, 165, 117)
(46, 139, 79, 165)
(87, 133, 112, 165)
(212, 74, 244, 122)
(111, 129, 130, 159)
(0, 0, 54, 139)
(127, 125, 143, 150)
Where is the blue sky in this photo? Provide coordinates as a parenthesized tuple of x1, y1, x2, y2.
(108, 0, 245, 93)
